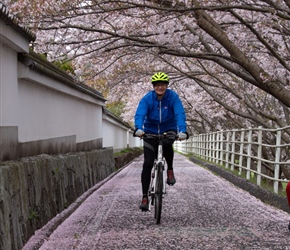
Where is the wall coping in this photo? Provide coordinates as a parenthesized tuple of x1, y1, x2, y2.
(0, 3, 36, 42)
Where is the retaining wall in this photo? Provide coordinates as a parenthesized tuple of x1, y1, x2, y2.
(0, 148, 115, 250)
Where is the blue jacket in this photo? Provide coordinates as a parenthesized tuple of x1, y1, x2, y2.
(134, 89, 187, 134)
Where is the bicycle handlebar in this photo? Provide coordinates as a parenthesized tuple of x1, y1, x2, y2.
(139, 132, 178, 140)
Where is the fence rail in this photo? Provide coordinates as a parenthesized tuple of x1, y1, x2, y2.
(174, 126, 290, 194)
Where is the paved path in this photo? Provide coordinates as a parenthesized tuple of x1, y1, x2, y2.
(24, 154, 290, 249)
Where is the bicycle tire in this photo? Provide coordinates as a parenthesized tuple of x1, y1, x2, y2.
(154, 162, 163, 224)
(150, 185, 154, 206)
(150, 167, 156, 206)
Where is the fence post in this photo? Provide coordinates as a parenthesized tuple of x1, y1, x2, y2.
(199, 134, 202, 158)
(204, 134, 209, 160)
(202, 134, 206, 159)
(198, 134, 202, 157)
(274, 130, 282, 194)
(193, 136, 196, 155)
(246, 129, 252, 180)
(191, 136, 194, 154)
(238, 129, 245, 175)
(219, 131, 224, 166)
(208, 132, 213, 162)
(225, 131, 230, 169)
(230, 130, 236, 171)
(257, 126, 263, 187)
(214, 132, 219, 164)
(195, 135, 198, 157)
(207, 133, 211, 161)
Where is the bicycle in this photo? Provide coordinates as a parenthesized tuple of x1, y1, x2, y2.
(141, 132, 177, 224)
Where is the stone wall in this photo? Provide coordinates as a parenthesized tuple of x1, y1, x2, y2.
(114, 148, 143, 169)
(0, 148, 115, 250)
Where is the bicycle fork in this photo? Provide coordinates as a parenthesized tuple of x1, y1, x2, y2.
(148, 165, 166, 210)
(148, 143, 166, 211)
(156, 144, 166, 195)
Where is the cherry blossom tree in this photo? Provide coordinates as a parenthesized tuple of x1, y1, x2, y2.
(3, 0, 290, 132)
(3, 0, 290, 185)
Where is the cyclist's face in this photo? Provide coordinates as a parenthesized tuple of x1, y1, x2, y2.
(153, 83, 168, 97)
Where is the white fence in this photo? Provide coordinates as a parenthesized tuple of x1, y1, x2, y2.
(174, 126, 290, 194)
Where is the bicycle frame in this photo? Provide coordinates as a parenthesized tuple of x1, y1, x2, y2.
(157, 142, 167, 195)
(148, 139, 166, 212)
(142, 132, 177, 223)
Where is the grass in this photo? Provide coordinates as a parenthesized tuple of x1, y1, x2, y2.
(113, 147, 142, 157)
(28, 210, 39, 221)
(184, 153, 288, 198)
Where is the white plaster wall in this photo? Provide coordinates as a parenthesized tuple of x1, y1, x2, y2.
(0, 17, 137, 150)
(102, 118, 143, 149)
(18, 78, 103, 143)
(0, 14, 30, 127)
(0, 43, 18, 126)
(128, 131, 143, 148)
(102, 119, 128, 149)
(101, 122, 144, 150)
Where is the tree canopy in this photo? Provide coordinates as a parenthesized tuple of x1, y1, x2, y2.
(3, 0, 290, 134)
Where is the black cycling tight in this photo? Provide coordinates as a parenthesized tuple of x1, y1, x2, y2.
(141, 137, 175, 195)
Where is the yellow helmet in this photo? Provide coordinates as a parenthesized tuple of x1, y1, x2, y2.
(151, 72, 169, 84)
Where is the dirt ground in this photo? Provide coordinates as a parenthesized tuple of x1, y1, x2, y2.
(23, 154, 290, 250)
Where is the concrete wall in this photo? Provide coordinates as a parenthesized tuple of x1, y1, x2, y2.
(0, 148, 115, 250)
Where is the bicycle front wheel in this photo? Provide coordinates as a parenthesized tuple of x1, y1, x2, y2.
(154, 162, 163, 224)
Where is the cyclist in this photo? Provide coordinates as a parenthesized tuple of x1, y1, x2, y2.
(134, 72, 188, 211)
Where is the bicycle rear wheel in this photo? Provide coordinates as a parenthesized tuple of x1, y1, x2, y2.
(154, 162, 163, 224)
